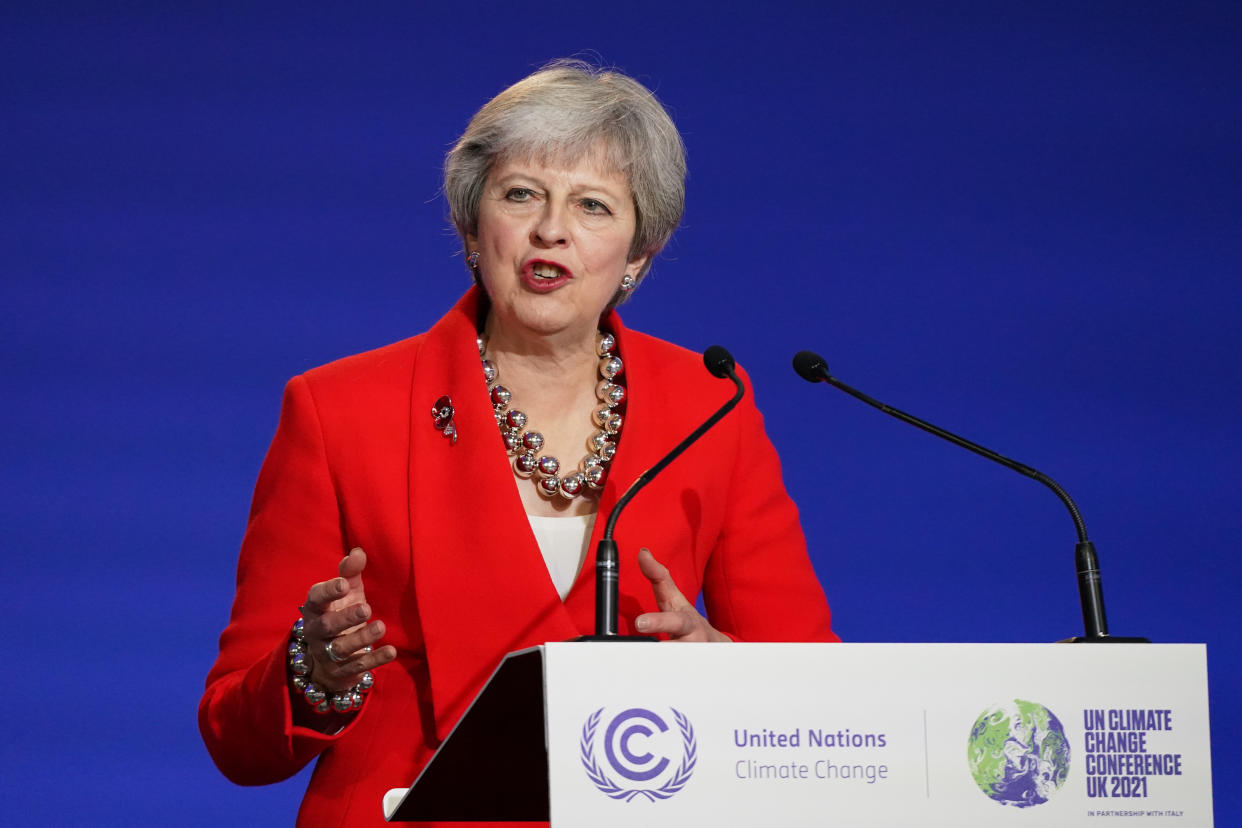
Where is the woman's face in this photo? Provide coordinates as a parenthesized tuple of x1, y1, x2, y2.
(468, 152, 647, 346)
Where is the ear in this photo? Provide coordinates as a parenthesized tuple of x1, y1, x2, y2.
(465, 233, 478, 252)
(627, 252, 650, 277)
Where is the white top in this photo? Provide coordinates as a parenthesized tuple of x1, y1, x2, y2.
(527, 513, 594, 600)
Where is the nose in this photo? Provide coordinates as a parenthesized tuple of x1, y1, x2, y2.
(532, 202, 569, 247)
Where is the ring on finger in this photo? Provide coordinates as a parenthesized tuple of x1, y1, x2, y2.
(324, 639, 349, 664)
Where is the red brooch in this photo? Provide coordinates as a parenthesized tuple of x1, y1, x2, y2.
(431, 395, 457, 444)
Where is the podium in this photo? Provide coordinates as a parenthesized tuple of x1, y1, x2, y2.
(386, 643, 1213, 826)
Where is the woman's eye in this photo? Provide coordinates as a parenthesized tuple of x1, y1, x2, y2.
(581, 198, 611, 215)
(505, 188, 534, 202)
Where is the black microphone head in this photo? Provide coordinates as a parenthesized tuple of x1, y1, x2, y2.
(793, 350, 830, 383)
(703, 345, 735, 378)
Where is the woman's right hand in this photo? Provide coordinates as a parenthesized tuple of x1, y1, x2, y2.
(299, 547, 397, 692)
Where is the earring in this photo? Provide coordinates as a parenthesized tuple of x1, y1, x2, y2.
(466, 251, 480, 271)
(619, 273, 636, 293)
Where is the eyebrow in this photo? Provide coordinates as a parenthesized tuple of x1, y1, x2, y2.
(492, 169, 628, 201)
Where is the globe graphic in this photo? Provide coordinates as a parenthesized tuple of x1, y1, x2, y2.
(967, 699, 1070, 808)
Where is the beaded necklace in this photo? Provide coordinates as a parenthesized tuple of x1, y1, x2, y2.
(479, 332, 625, 500)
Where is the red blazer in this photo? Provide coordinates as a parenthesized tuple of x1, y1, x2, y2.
(199, 288, 836, 827)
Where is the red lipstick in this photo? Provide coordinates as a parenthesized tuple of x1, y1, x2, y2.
(521, 259, 574, 292)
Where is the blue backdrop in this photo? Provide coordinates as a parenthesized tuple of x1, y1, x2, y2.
(4, 2, 1239, 823)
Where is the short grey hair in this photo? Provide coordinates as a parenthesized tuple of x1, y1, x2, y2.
(444, 59, 686, 291)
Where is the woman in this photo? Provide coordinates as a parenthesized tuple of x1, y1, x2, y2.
(200, 60, 836, 826)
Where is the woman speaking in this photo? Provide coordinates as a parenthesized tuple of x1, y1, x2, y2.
(200, 59, 836, 826)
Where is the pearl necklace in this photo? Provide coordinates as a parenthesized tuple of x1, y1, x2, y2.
(479, 332, 625, 500)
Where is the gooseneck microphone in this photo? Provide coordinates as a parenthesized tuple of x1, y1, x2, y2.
(580, 345, 746, 641)
(792, 350, 1145, 643)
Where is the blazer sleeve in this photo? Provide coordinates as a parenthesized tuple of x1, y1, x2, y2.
(198, 375, 364, 785)
(700, 370, 838, 643)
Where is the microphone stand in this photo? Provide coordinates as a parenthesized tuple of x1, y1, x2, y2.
(793, 351, 1146, 643)
(577, 346, 745, 641)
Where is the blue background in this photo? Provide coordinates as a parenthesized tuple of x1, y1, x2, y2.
(4, 2, 1238, 823)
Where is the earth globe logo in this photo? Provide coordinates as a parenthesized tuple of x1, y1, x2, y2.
(967, 699, 1070, 808)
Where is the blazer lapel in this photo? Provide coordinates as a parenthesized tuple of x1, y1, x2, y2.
(407, 289, 581, 739)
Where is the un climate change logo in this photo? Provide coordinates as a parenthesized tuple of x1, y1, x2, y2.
(967, 699, 1070, 808)
(580, 707, 697, 801)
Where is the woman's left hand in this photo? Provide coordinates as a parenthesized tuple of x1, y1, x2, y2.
(634, 548, 730, 642)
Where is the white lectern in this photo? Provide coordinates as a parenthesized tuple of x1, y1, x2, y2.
(386, 643, 1212, 826)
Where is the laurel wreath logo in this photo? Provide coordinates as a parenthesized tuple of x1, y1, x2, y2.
(579, 707, 697, 802)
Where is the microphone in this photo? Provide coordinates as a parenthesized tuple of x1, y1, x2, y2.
(791, 350, 829, 383)
(793, 349, 1146, 643)
(579, 345, 746, 641)
(703, 344, 736, 379)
